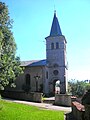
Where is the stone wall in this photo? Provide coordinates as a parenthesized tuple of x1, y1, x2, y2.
(55, 94, 72, 106)
(72, 102, 90, 120)
(1, 91, 43, 103)
(72, 101, 85, 120)
(84, 105, 90, 120)
(5, 66, 45, 93)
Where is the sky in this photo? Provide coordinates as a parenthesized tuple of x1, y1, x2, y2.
(1, 0, 90, 80)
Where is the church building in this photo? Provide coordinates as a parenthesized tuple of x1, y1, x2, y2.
(7, 11, 68, 96)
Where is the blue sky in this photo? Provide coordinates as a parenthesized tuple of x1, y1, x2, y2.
(1, 0, 90, 80)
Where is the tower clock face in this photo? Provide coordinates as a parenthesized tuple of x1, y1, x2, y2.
(53, 70, 59, 75)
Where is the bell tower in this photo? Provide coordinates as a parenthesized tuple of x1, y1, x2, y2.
(45, 11, 68, 94)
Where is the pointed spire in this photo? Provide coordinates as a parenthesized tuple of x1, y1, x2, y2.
(50, 11, 62, 36)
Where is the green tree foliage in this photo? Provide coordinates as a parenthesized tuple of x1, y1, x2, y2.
(68, 79, 90, 97)
(85, 83, 90, 91)
(0, 2, 23, 90)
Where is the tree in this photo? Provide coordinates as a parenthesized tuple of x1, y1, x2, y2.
(0, 2, 23, 90)
(68, 79, 86, 97)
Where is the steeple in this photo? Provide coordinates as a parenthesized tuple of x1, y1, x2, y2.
(50, 11, 62, 36)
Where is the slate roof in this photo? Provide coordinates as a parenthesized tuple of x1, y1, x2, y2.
(50, 11, 62, 36)
(21, 59, 46, 67)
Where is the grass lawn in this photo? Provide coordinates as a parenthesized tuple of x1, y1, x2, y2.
(0, 100, 64, 120)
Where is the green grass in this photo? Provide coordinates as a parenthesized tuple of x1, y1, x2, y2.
(0, 100, 64, 120)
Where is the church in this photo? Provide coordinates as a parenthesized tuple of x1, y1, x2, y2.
(6, 11, 68, 96)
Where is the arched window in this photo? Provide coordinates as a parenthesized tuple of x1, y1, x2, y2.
(46, 71, 48, 79)
(51, 43, 54, 49)
(25, 74, 30, 85)
(56, 42, 59, 49)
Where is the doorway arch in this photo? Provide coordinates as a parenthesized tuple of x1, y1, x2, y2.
(53, 79, 60, 94)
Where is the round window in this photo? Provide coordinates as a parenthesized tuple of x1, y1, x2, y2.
(53, 70, 59, 75)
